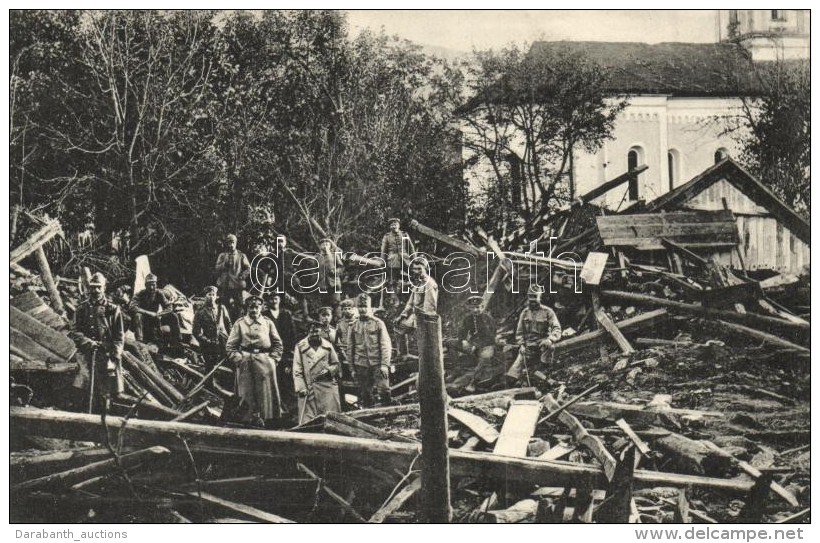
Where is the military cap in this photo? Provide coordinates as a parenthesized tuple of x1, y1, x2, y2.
(203, 285, 218, 295)
(88, 272, 107, 286)
(527, 284, 545, 295)
(339, 298, 355, 308)
(387, 217, 400, 225)
(466, 295, 483, 307)
(318, 306, 333, 316)
(244, 295, 264, 307)
(225, 234, 237, 242)
(144, 273, 158, 284)
(306, 318, 323, 329)
(319, 238, 333, 246)
(356, 293, 372, 307)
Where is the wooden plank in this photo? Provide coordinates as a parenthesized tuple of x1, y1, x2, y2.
(716, 320, 810, 358)
(555, 309, 669, 357)
(11, 329, 71, 367)
(12, 446, 170, 493)
(297, 463, 367, 522)
(600, 291, 809, 333)
(12, 291, 69, 331)
(10, 220, 62, 265)
(537, 443, 575, 461)
(492, 400, 542, 457)
(578, 165, 649, 204)
(595, 309, 635, 355)
(34, 246, 64, 314)
(189, 491, 295, 523)
(409, 220, 483, 256)
(615, 419, 651, 456)
(448, 407, 499, 445)
(12, 407, 759, 495)
(701, 441, 799, 507)
(543, 394, 616, 481)
(369, 477, 422, 523)
(10, 306, 76, 362)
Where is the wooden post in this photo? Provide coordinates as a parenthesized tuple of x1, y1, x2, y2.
(34, 246, 64, 314)
(416, 313, 451, 522)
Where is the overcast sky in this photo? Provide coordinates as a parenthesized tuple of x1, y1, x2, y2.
(345, 10, 718, 52)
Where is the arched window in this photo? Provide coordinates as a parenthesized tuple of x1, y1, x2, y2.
(667, 149, 681, 191)
(627, 147, 644, 200)
(714, 148, 729, 163)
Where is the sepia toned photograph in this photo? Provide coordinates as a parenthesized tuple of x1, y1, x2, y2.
(7, 7, 811, 528)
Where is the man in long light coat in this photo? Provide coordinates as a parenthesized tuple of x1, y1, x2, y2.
(293, 320, 341, 423)
(225, 295, 284, 427)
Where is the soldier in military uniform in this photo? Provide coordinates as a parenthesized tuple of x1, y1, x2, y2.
(192, 286, 232, 370)
(380, 218, 415, 295)
(459, 295, 498, 393)
(293, 320, 341, 423)
(506, 284, 562, 383)
(336, 298, 358, 378)
(348, 293, 392, 407)
(69, 272, 125, 412)
(225, 295, 284, 427)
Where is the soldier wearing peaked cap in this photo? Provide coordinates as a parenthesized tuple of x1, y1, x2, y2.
(216, 233, 251, 320)
(192, 286, 232, 371)
(506, 284, 562, 383)
(458, 295, 498, 393)
(225, 294, 285, 427)
(128, 272, 182, 347)
(69, 272, 125, 412)
(293, 319, 341, 423)
(317, 238, 343, 320)
(348, 293, 392, 407)
(380, 218, 415, 296)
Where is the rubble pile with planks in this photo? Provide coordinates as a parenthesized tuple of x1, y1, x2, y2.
(9, 166, 811, 523)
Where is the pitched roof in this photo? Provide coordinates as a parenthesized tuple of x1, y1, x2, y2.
(643, 158, 810, 244)
(527, 41, 765, 97)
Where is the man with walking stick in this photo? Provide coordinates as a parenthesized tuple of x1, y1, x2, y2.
(70, 272, 125, 413)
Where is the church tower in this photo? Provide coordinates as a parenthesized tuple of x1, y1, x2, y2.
(717, 10, 809, 60)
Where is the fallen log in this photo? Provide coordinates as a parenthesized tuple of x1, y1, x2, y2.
(346, 387, 537, 419)
(479, 499, 538, 523)
(653, 432, 728, 476)
(715, 320, 810, 358)
(409, 219, 484, 257)
(122, 352, 185, 405)
(297, 463, 367, 522)
(171, 401, 210, 423)
(189, 491, 295, 523)
(600, 290, 809, 333)
(567, 401, 723, 427)
(554, 309, 669, 357)
(11, 447, 126, 481)
(369, 476, 421, 523)
(11, 407, 757, 494)
(324, 412, 416, 443)
(11, 446, 170, 493)
(701, 441, 799, 507)
(543, 394, 616, 481)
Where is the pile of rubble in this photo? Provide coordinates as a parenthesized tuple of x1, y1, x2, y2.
(8, 163, 811, 523)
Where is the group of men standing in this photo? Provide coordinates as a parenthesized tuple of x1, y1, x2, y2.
(70, 218, 563, 428)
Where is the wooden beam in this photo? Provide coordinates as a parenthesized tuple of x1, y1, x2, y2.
(188, 491, 295, 523)
(595, 309, 635, 355)
(554, 309, 669, 357)
(324, 412, 416, 443)
(34, 246, 64, 313)
(10, 220, 62, 265)
(11, 407, 758, 494)
(369, 476, 422, 523)
(297, 463, 367, 522)
(409, 220, 483, 256)
(716, 320, 810, 358)
(10, 306, 76, 362)
(600, 290, 809, 333)
(543, 394, 616, 481)
(170, 401, 210, 423)
(448, 407, 499, 445)
(577, 165, 649, 205)
(12, 446, 170, 493)
(701, 441, 799, 507)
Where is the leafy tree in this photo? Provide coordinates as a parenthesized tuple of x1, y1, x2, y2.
(459, 44, 626, 234)
(728, 59, 809, 214)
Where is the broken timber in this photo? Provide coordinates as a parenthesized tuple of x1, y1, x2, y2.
(600, 290, 809, 333)
(369, 476, 422, 523)
(493, 400, 541, 457)
(554, 309, 669, 357)
(448, 407, 499, 445)
(10, 219, 65, 313)
(189, 491, 295, 523)
(12, 407, 756, 494)
(409, 220, 483, 256)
